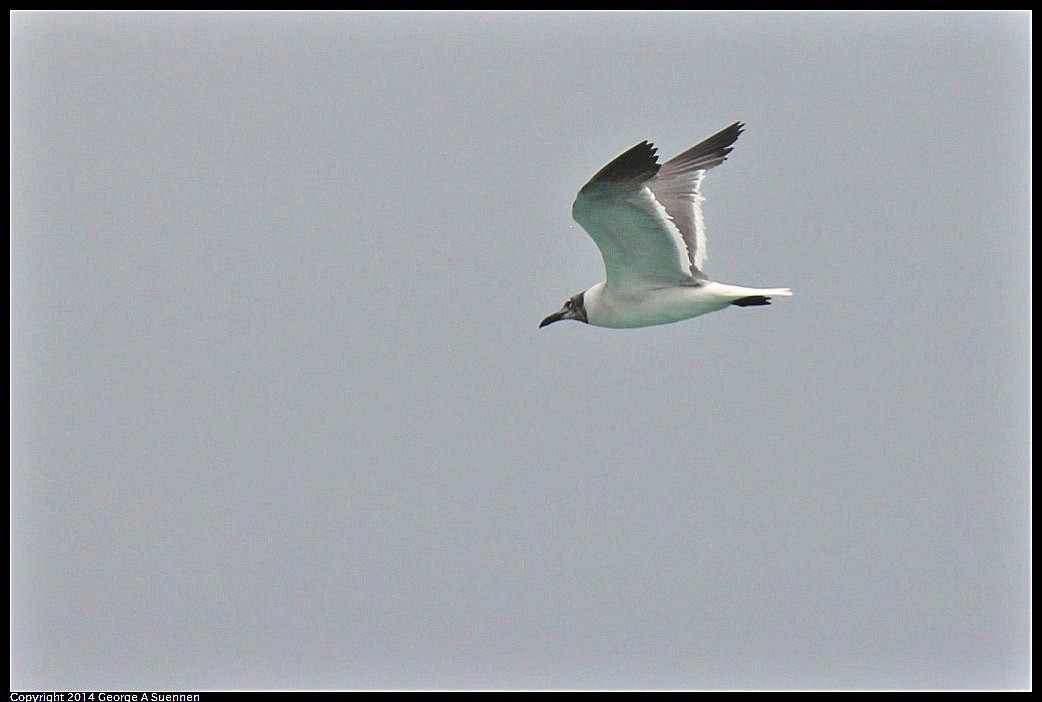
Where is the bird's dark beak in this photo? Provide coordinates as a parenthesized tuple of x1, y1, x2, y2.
(539, 309, 568, 328)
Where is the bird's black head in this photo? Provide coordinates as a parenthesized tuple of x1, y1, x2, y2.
(539, 291, 588, 328)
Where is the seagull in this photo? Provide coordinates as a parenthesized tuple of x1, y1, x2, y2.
(540, 122, 791, 329)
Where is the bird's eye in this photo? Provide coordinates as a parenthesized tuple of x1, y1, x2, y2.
(564, 300, 571, 308)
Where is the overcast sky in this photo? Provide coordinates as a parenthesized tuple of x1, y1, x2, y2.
(11, 11, 1031, 691)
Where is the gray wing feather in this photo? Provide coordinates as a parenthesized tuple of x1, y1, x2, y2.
(570, 124, 744, 291)
(572, 141, 695, 289)
(648, 121, 744, 273)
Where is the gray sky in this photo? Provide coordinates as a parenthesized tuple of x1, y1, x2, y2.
(10, 11, 1031, 691)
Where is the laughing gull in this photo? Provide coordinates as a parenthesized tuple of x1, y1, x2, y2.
(540, 122, 791, 329)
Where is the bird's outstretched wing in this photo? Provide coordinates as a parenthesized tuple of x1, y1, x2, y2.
(571, 122, 743, 292)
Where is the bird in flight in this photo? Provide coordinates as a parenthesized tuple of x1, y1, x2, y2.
(540, 122, 791, 329)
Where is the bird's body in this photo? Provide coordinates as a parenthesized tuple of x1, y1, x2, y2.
(581, 281, 794, 329)
(540, 122, 791, 330)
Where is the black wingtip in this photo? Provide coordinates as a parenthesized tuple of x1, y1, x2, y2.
(580, 139, 661, 191)
(658, 121, 746, 175)
(731, 295, 772, 307)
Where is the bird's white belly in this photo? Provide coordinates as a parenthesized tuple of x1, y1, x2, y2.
(585, 282, 736, 329)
